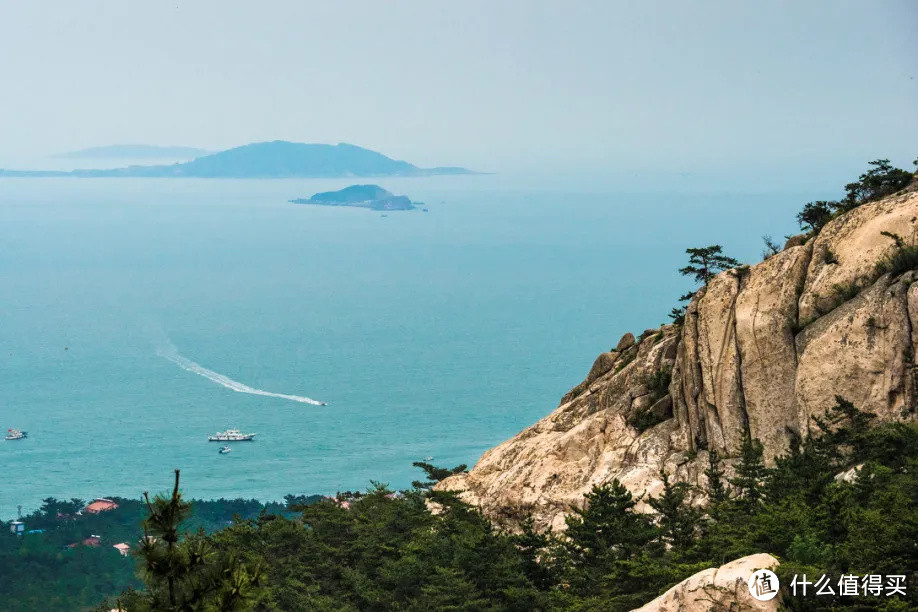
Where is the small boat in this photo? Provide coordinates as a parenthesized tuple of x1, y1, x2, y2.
(218, 446, 232, 454)
(5, 429, 27, 441)
(207, 429, 256, 442)
(424, 456, 434, 461)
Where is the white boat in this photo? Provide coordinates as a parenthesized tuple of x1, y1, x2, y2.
(207, 429, 256, 442)
(5, 429, 27, 441)
(218, 446, 232, 454)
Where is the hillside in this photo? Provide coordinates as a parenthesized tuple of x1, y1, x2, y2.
(439, 186, 918, 531)
(0, 141, 473, 178)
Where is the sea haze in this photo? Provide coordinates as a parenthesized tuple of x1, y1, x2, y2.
(0, 175, 809, 516)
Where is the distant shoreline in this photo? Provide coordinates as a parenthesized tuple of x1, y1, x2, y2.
(0, 140, 480, 179)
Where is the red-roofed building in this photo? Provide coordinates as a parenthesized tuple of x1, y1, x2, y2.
(68, 536, 101, 548)
(83, 498, 118, 514)
(113, 543, 130, 556)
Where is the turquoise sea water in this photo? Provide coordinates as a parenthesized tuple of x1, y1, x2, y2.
(0, 175, 809, 517)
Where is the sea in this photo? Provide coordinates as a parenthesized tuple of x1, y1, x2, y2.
(0, 171, 813, 517)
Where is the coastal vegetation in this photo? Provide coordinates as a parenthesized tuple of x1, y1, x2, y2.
(796, 158, 916, 235)
(3, 402, 915, 610)
(93, 401, 915, 610)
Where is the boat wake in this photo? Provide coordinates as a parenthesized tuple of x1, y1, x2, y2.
(157, 345, 326, 406)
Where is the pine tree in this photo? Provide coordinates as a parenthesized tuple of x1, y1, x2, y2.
(728, 431, 767, 509)
(704, 450, 728, 503)
(510, 515, 555, 590)
(796, 200, 834, 233)
(678, 246, 740, 284)
(121, 470, 261, 611)
(410, 462, 468, 490)
(562, 480, 654, 594)
(648, 470, 700, 550)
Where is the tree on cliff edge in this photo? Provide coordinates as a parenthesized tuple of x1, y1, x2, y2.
(679, 245, 740, 284)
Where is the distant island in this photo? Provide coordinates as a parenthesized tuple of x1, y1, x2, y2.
(1, 141, 474, 178)
(54, 144, 210, 160)
(291, 185, 422, 211)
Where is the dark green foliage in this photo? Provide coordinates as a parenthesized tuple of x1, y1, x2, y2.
(117, 470, 262, 611)
(510, 516, 555, 590)
(678, 245, 741, 284)
(667, 306, 685, 325)
(627, 367, 673, 433)
(0, 494, 284, 611)
(411, 462, 468, 490)
(205, 484, 546, 611)
(875, 230, 918, 278)
(558, 481, 666, 607)
(761, 234, 781, 259)
(728, 430, 767, 509)
(797, 200, 834, 233)
(643, 366, 672, 404)
(668, 291, 696, 326)
(7, 400, 918, 611)
(829, 282, 859, 304)
(795, 159, 914, 235)
(626, 409, 668, 434)
(648, 471, 700, 550)
(703, 450, 728, 504)
(39, 497, 85, 518)
(840, 159, 913, 209)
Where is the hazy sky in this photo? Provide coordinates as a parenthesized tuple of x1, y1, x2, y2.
(1, 1, 915, 181)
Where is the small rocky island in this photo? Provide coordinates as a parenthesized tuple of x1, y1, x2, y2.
(290, 184, 421, 211)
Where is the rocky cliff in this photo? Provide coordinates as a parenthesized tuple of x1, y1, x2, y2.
(439, 190, 918, 531)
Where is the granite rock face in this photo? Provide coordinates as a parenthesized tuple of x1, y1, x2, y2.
(438, 191, 918, 531)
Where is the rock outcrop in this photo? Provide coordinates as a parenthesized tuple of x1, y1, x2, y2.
(634, 554, 781, 612)
(439, 190, 918, 531)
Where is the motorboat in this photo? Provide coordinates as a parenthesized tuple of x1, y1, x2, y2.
(207, 428, 256, 442)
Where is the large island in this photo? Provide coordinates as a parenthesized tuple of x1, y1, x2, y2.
(290, 185, 421, 211)
(0, 141, 473, 179)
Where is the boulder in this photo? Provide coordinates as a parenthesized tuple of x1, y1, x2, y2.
(616, 332, 637, 351)
(634, 554, 781, 611)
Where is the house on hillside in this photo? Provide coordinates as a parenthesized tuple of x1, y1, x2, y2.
(113, 542, 130, 556)
(68, 535, 101, 548)
(83, 498, 118, 513)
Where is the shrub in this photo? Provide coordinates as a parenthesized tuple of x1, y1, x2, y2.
(627, 408, 668, 434)
(875, 231, 918, 278)
(643, 366, 672, 404)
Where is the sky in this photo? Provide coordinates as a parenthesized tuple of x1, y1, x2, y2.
(1, 1, 916, 185)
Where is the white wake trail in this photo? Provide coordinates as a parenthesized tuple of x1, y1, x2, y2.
(158, 346, 326, 406)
